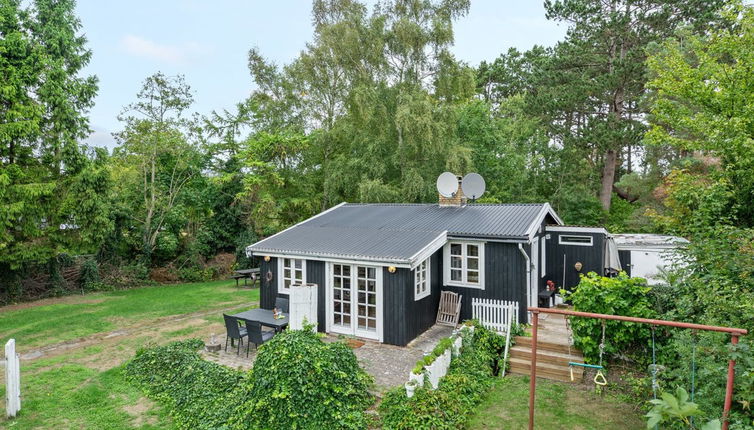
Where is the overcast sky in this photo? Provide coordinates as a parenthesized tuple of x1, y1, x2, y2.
(76, 1, 567, 149)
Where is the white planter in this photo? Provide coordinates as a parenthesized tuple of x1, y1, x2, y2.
(405, 382, 417, 398)
(452, 336, 462, 357)
(425, 349, 452, 389)
(408, 370, 424, 388)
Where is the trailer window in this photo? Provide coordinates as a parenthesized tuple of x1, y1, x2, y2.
(559, 235, 593, 246)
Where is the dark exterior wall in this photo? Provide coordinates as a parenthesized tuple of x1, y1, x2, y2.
(259, 257, 278, 310)
(442, 241, 528, 324)
(382, 251, 443, 346)
(618, 250, 631, 276)
(306, 260, 327, 333)
(545, 231, 605, 292)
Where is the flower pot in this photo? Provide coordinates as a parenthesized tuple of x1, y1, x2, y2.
(405, 381, 417, 398)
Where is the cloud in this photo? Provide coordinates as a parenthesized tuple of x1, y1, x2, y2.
(85, 126, 116, 149)
(120, 34, 210, 64)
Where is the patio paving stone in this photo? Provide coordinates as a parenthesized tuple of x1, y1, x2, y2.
(201, 324, 456, 393)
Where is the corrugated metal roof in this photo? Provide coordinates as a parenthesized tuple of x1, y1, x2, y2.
(247, 203, 558, 264)
(613, 234, 689, 249)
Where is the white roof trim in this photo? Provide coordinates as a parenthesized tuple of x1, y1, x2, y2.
(525, 203, 563, 240)
(245, 202, 346, 257)
(248, 251, 413, 268)
(546, 225, 608, 234)
(408, 231, 447, 270)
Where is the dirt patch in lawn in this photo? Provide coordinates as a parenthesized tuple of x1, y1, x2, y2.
(123, 396, 158, 427)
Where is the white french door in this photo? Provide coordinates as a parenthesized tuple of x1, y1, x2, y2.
(328, 263, 383, 341)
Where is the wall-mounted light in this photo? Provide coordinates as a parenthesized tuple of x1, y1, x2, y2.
(264, 256, 271, 262)
(574, 261, 583, 272)
(388, 266, 397, 273)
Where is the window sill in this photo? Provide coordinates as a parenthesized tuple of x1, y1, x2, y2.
(444, 281, 484, 290)
(414, 291, 431, 301)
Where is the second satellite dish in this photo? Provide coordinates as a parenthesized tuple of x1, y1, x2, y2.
(436, 172, 458, 197)
(461, 173, 486, 200)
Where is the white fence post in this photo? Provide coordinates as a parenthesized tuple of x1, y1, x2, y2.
(472, 298, 519, 333)
(5, 338, 21, 418)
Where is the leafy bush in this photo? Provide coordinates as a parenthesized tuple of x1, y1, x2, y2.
(124, 339, 244, 429)
(379, 323, 504, 429)
(178, 266, 216, 282)
(78, 258, 100, 290)
(231, 328, 373, 430)
(644, 387, 721, 430)
(563, 272, 655, 363)
(126, 330, 373, 430)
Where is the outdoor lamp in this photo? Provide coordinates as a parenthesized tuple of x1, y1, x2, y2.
(388, 266, 397, 273)
(574, 261, 583, 272)
(264, 255, 271, 262)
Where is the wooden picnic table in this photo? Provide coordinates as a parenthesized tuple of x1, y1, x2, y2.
(232, 308, 289, 332)
(232, 268, 260, 288)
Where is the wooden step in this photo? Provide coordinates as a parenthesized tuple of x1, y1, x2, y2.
(509, 345, 583, 366)
(508, 357, 584, 383)
(514, 336, 573, 355)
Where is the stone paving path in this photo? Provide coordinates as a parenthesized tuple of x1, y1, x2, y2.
(201, 324, 455, 393)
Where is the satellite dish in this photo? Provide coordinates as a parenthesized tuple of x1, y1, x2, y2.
(436, 172, 457, 198)
(461, 173, 486, 200)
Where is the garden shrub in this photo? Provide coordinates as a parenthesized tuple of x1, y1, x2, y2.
(78, 258, 100, 290)
(125, 331, 374, 430)
(124, 339, 244, 429)
(379, 323, 503, 430)
(563, 271, 655, 363)
(231, 328, 373, 430)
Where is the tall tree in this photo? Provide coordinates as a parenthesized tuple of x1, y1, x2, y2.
(113, 73, 204, 263)
(0, 0, 104, 276)
(539, 0, 725, 211)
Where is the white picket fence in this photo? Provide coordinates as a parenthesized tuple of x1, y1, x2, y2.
(5, 339, 21, 418)
(471, 298, 519, 333)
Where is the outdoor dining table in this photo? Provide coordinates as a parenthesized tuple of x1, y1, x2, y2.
(232, 308, 289, 333)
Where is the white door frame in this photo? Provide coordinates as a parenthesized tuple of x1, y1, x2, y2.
(325, 262, 384, 342)
(529, 239, 539, 310)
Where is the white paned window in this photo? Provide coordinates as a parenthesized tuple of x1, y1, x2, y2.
(414, 258, 431, 300)
(279, 258, 305, 294)
(444, 241, 485, 289)
(559, 235, 593, 246)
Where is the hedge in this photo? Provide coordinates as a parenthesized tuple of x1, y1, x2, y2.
(124, 330, 373, 430)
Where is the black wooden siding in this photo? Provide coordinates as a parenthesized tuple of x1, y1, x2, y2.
(382, 251, 442, 346)
(442, 241, 528, 324)
(618, 250, 631, 276)
(307, 260, 327, 333)
(545, 231, 605, 291)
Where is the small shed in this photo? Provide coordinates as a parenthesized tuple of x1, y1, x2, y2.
(613, 234, 689, 285)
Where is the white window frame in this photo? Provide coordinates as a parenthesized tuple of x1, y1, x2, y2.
(414, 257, 431, 300)
(278, 257, 306, 294)
(558, 235, 593, 246)
(540, 236, 546, 278)
(443, 241, 485, 289)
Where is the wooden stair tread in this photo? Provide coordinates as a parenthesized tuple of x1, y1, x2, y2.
(509, 345, 582, 360)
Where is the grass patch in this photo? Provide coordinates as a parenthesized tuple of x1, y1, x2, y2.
(468, 375, 644, 430)
(2, 364, 171, 429)
(0, 280, 258, 350)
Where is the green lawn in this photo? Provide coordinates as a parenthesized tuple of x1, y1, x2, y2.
(468, 375, 645, 430)
(0, 280, 259, 429)
(0, 280, 258, 351)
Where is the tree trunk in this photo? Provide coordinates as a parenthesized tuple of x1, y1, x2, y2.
(599, 149, 617, 211)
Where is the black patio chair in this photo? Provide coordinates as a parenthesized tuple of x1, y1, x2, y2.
(223, 314, 248, 355)
(275, 297, 290, 313)
(245, 320, 274, 357)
